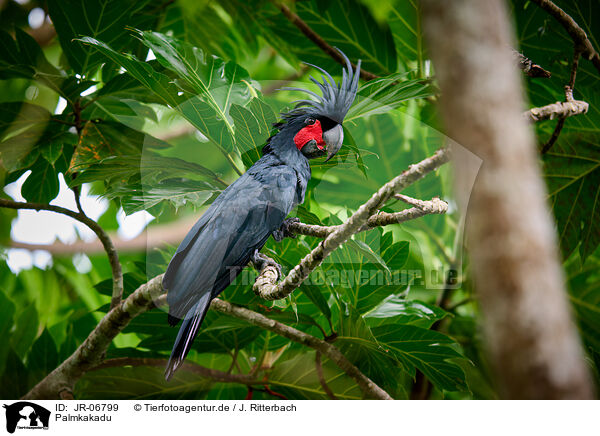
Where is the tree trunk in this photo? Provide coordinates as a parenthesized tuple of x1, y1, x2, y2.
(421, 0, 594, 399)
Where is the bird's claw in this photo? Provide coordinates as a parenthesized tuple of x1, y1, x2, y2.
(273, 217, 300, 242)
(251, 249, 282, 279)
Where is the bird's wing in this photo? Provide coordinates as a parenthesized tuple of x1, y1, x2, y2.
(163, 164, 299, 320)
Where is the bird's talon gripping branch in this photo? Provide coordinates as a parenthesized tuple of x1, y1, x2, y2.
(251, 249, 283, 280)
(273, 217, 301, 242)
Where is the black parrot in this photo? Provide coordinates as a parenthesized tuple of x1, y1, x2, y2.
(163, 53, 361, 380)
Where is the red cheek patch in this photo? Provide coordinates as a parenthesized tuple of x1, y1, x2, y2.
(294, 119, 326, 151)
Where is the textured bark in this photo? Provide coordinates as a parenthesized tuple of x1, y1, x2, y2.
(513, 50, 551, 78)
(422, 0, 594, 399)
(525, 98, 589, 122)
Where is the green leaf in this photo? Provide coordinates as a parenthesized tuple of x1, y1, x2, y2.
(27, 329, 59, 386)
(0, 101, 50, 140)
(346, 73, 434, 121)
(75, 365, 214, 399)
(268, 350, 363, 399)
(84, 97, 158, 131)
(544, 137, 600, 262)
(135, 30, 255, 138)
(567, 255, 600, 354)
(325, 234, 409, 314)
(94, 273, 145, 300)
(231, 98, 276, 166)
(69, 121, 159, 173)
(263, 0, 396, 77)
(365, 296, 447, 328)
(77, 35, 250, 151)
(386, 1, 426, 73)
(346, 239, 391, 278)
(48, 0, 154, 75)
(371, 324, 467, 392)
(10, 304, 39, 360)
(0, 348, 29, 398)
(21, 157, 60, 203)
(76, 36, 182, 103)
(0, 290, 16, 375)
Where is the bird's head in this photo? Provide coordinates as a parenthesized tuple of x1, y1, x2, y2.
(266, 51, 361, 162)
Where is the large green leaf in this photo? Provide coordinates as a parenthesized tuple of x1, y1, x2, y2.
(260, 0, 396, 76)
(231, 98, 277, 167)
(160, 1, 260, 61)
(78, 35, 255, 153)
(27, 329, 59, 386)
(0, 101, 51, 140)
(268, 350, 363, 399)
(567, 253, 600, 354)
(345, 73, 434, 121)
(373, 324, 466, 392)
(75, 365, 214, 399)
(336, 306, 402, 394)
(47, 0, 164, 76)
(386, 0, 426, 73)
(21, 157, 60, 203)
(325, 229, 409, 314)
(136, 31, 254, 137)
(0, 290, 16, 375)
(544, 137, 600, 261)
(0, 349, 29, 399)
(364, 296, 447, 329)
(10, 304, 39, 360)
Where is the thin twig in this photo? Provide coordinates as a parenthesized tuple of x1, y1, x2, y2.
(287, 197, 447, 239)
(253, 148, 451, 301)
(541, 48, 582, 154)
(530, 0, 600, 74)
(315, 351, 337, 400)
(278, 2, 379, 81)
(0, 198, 124, 308)
(513, 50, 551, 78)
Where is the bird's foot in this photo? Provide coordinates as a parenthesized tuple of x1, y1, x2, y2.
(272, 217, 300, 242)
(251, 249, 282, 279)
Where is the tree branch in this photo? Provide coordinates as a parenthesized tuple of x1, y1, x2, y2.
(524, 97, 588, 122)
(24, 274, 392, 400)
(315, 351, 337, 400)
(0, 198, 124, 308)
(529, 0, 600, 74)
(513, 50, 551, 78)
(253, 148, 451, 301)
(277, 2, 379, 81)
(541, 47, 583, 154)
(287, 196, 447, 238)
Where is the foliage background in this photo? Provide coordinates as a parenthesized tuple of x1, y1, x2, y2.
(0, 0, 598, 399)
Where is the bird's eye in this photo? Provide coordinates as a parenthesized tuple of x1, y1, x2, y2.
(305, 117, 316, 125)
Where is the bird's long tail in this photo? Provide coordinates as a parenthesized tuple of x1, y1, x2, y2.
(164, 292, 212, 381)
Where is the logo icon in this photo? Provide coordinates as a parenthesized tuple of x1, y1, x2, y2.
(3, 402, 50, 433)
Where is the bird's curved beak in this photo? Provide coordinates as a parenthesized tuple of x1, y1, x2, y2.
(323, 124, 344, 162)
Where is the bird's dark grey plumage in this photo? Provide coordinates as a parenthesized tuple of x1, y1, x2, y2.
(162, 51, 360, 380)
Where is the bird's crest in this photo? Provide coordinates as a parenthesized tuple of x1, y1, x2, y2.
(282, 50, 361, 124)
